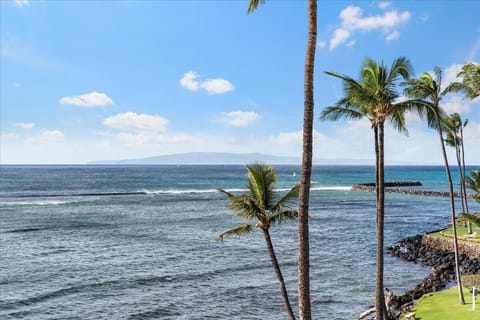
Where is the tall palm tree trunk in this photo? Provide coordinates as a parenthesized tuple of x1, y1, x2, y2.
(438, 126, 465, 305)
(454, 142, 466, 213)
(263, 229, 296, 320)
(375, 122, 386, 320)
(460, 126, 468, 212)
(454, 142, 470, 231)
(298, 1, 316, 319)
(459, 127, 471, 233)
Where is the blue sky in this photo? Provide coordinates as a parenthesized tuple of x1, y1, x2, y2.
(1, 0, 479, 164)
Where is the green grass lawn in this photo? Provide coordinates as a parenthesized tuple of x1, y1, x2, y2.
(429, 224, 480, 245)
(401, 276, 480, 320)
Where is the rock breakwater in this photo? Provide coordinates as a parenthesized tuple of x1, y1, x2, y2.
(352, 181, 422, 190)
(351, 181, 464, 198)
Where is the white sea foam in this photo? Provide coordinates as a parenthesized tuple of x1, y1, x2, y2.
(0, 200, 76, 206)
(141, 188, 249, 195)
(311, 186, 352, 191)
(276, 186, 352, 192)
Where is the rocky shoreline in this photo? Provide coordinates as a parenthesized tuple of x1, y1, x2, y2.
(385, 234, 480, 319)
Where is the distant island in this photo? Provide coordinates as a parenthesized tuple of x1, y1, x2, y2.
(87, 152, 375, 165)
(88, 152, 299, 165)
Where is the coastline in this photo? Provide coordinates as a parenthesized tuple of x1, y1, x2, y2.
(386, 233, 480, 318)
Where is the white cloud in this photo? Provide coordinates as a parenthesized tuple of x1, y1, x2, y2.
(330, 29, 351, 49)
(13, 0, 29, 7)
(441, 64, 463, 89)
(329, 5, 411, 49)
(201, 78, 234, 95)
(103, 112, 169, 132)
(378, 2, 391, 10)
(1, 133, 19, 140)
(404, 110, 424, 125)
(217, 110, 259, 127)
(346, 40, 356, 47)
(269, 131, 302, 145)
(464, 120, 480, 144)
(269, 130, 333, 150)
(442, 95, 473, 114)
(60, 91, 114, 107)
(180, 71, 234, 95)
(179, 71, 200, 90)
(14, 122, 35, 129)
(386, 30, 400, 41)
(25, 130, 65, 144)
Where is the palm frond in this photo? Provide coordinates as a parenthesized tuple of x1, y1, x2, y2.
(217, 188, 236, 198)
(459, 62, 480, 99)
(247, 0, 265, 14)
(388, 106, 408, 135)
(443, 63, 480, 99)
(219, 188, 261, 220)
(443, 113, 463, 147)
(219, 188, 263, 221)
(324, 70, 358, 84)
(246, 164, 276, 209)
(226, 194, 264, 221)
(466, 170, 480, 195)
(387, 56, 413, 85)
(401, 99, 440, 130)
(444, 81, 466, 95)
(404, 73, 437, 100)
(271, 183, 300, 213)
(403, 69, 455, 133)
(319, 105, 368, 122)
(270, 210, 298, 225)
(459, 213, 480, 227)
(217, 224, 253, 242)
(444, 130, 460, 148)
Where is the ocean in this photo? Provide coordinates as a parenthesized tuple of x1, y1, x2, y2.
(1, 165, 479, 320)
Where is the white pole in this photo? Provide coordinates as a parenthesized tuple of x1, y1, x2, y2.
(473, 287, 477, 311)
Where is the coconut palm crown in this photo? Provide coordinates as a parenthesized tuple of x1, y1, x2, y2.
(446, 62, 480, 100)
(217, 164, 299, 320)
(217, 164, 299, 241)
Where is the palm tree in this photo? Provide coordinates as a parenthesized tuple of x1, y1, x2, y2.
(445, 113, 471, 232)
(217, 164, 299, 320)
(460, 213, 480, 228)
(466, 170, 480, 202)
(447, 62, 480, 100)
(247, 2, 317, 318)
(404, 67, 465, 305)
(320, 57, 413, 320)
